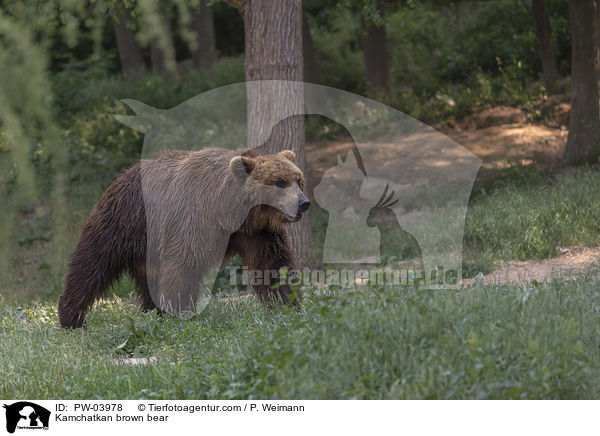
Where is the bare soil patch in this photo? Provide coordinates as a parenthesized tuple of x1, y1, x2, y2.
(462, 246, 600, 286)
(307, 107, 568, 184)
(446, 123, 567, 170)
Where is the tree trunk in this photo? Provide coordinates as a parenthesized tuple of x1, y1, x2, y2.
(113, 12, 145, 78)
(302, 10, 321, 84)
(361, 9, 391, 98)
(454, 1, 461, 27)
(150, 11, 176, 75)
(564, 0, 600, 165)
(244, 0, 311, 267)
(532, 0, 559, 88)
(190, 1, 217, 69)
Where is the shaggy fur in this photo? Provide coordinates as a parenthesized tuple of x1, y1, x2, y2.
(58, 148, 308, 328)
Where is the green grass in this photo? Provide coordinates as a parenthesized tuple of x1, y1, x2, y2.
(463, 166, 600, 275)
(1, 271, 600, 399)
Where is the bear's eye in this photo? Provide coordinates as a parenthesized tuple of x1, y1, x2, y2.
(275, 179, 288, 188)
(297, 178, 303, 186)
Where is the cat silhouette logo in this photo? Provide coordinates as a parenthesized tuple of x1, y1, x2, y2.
(3, 402, 50, 433)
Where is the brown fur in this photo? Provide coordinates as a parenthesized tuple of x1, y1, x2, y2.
(58, 148, 307, 328)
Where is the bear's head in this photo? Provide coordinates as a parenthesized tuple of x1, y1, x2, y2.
(229, 150, 310, 224)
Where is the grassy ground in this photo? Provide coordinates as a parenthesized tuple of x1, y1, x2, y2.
(2, 270, 600, 399)
(463, 166, 600, 276)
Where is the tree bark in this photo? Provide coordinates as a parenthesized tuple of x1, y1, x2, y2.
(244, 0, 311, 267)
(190, 1, 217, 69)
(532, 0, 559, 88)
(361, 8, 391, 98)
(302, 10, 321, 84)
(564, 0, 600, 165)
(113, 11, 145, 78)
(150, 11, 176, 75)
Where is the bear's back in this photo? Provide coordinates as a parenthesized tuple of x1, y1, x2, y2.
(149, 148, 236, 176)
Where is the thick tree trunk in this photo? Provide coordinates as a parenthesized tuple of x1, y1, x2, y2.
(190, 1, 217, 69)
(532, 0, 559, 88)
(564, 0, 600, 164)
(113, 12, 145, 78)
(302, 10, 321, 84)
(244, 0, 311, 267)
(361, 10, 391, 97)
(150, 11, 176, 75)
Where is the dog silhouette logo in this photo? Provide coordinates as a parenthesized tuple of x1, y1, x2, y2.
(3, 402, 50, 433)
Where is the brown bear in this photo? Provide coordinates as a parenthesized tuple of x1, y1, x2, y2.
(58, 148, 310, 328)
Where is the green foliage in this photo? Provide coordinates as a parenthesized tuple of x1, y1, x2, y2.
(387, 5, 452, 96)
(447, 0, 538, 82)
(311, 10, 365, 93)
(305, 0, 569, 121)
(53, 56, 245, 117)
(0, 0, 595, 401)
(15, 217, 53, 246)
(548, 0, 571, 74)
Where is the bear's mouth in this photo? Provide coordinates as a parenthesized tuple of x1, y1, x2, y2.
(280, 206, 302, 222)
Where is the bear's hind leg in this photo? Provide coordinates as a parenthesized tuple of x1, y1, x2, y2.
(131, 266, 154, 311)
(132, 268, 165, 317)
(59, 242, 124, 328)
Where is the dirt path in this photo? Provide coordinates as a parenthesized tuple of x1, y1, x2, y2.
(446, 122, 567, 170)
(462, 246, 600, 286)
(306, 105, 568, 182)
(442, 104, 569, 170)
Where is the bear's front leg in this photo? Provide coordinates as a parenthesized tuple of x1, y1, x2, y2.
(232, 230, 302, 307)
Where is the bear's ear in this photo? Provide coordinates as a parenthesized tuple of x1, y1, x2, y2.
(280, 150, 296, 162)
(229, 156, 256, 177)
